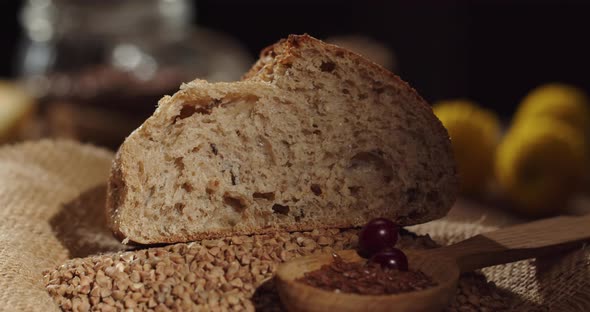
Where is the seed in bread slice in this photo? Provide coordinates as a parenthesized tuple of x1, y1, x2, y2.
(107, 35, 458, 244)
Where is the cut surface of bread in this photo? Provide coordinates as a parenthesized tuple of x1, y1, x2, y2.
(107, 35, 457, 244)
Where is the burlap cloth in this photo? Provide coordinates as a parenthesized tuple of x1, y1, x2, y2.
(0, 140, 588, 311)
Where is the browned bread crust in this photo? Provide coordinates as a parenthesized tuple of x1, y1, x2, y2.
(107, 35, 458, 244)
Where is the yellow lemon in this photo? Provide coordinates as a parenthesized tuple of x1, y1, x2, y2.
(433, 100, 501, 195)
(0, 81, 35, 143)
(495, 117, 586, 217)
(516, 83, 590, 136)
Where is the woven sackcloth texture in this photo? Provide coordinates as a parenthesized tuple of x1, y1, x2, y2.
(410, 221, 590, 311)
(0, 140, 588, 311)
(0, 140, 113, 311)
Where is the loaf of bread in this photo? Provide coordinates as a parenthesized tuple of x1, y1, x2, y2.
(107, 35, 457, 244)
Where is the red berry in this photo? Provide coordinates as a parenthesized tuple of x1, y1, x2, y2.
(358, 218, 399, 258)
(370, 247, 409, 271)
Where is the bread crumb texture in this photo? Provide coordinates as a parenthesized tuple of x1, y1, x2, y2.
(107, 35, 457, 244)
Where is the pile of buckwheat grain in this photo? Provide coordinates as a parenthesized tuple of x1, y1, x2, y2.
(45, 228, 523, 311)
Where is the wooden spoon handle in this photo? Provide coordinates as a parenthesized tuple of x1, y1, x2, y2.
(437, 214, 590, 273)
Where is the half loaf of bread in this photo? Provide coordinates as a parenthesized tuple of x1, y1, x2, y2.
(107, 35, 458, 244)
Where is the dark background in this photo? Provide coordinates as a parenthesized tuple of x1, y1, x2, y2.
(2, 1, 589, 117)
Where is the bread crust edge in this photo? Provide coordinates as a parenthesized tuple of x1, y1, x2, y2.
(108, 34, 458, 245)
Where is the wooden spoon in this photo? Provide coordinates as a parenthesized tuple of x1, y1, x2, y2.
(276, 214, 590, 312)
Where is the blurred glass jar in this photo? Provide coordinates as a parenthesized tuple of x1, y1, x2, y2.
(17, 0, 251, 149)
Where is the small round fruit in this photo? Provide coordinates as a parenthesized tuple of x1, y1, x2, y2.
(515, 83, 590, 136)
(0, 81, 35, 144)
(358, 218, 399, 258)
(432, 99, 501, 195)
(370, 247, 409, 271)
(495, 118, 586, 217)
